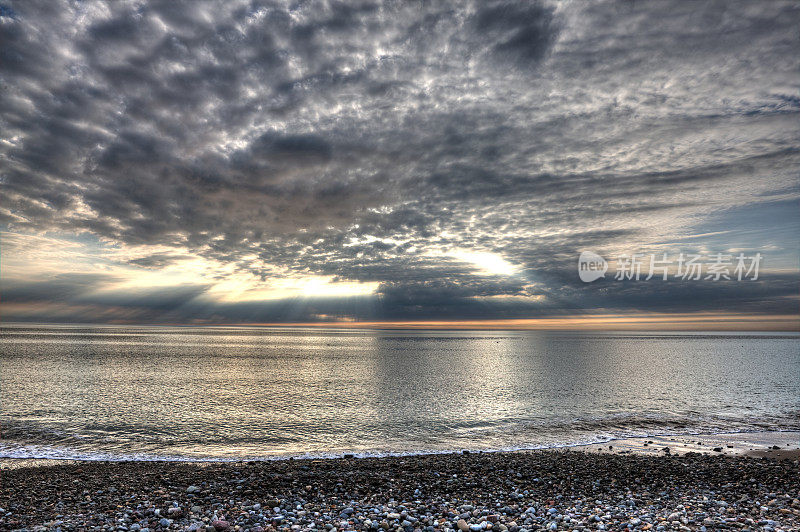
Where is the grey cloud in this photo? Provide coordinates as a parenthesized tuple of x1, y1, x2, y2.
(250, 133, 333, 164)
(126, 253, 187, 269)
(472, 1, 557, 66)
(1, 0, 798, 322)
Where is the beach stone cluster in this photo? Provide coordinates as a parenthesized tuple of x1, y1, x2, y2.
(1, 451, 798, 531)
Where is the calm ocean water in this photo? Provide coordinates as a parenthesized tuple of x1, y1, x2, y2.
(1, 324, 798, 461)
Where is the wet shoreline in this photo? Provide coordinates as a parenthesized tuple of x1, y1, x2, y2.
(2, 442, 799, 531)
(2, 430, 798, 469)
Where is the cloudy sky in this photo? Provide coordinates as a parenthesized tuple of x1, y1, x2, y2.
(1, 0, 798, 328)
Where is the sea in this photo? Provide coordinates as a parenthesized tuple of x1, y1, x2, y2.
(1, 324, 798, 462)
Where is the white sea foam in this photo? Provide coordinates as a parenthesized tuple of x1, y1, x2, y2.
(2, 429, 797, 463)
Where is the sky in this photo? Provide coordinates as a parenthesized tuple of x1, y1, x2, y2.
(1, 0, 798, 329)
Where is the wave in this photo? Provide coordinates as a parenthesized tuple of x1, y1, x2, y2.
(2, 411, 798, 463)
(1, 429, 797, 463)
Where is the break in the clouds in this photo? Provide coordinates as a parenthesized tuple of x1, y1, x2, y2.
(1, 0, 798, 325)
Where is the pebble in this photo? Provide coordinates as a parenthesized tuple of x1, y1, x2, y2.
(1, 452, 798, 532)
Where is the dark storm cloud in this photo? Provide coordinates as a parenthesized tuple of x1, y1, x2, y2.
(77, 284, 211, 312)
(1, 0, 799, 322)
(1, 270, 796, 324)
(1, 273, 120, 304)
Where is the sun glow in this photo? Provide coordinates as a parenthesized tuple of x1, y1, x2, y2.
(450, 250, 520, 276)
(210, 275, 379, 302)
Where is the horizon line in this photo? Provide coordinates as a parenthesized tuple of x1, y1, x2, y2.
(2, 312, 798, 331)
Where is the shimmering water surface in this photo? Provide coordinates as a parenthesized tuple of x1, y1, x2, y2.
(1, 324, 798, 461)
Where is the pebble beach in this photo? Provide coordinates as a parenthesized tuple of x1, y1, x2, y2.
(2, 448, 799, 532)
